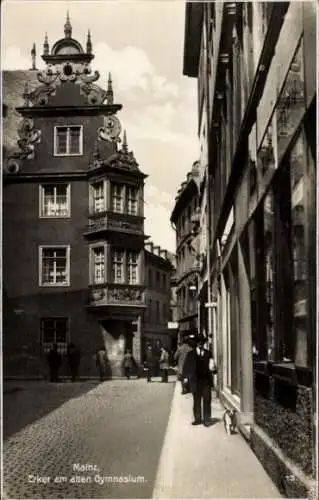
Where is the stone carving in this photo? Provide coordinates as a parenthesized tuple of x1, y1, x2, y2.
(4, 118, 42, 172)
(109, 287, 143, 302)
(79, 83, 107, 105)
(98, 115, 121, 142)
(91, 288, 105, 301)
(29, 84, 57, 106)
(37, 64, 60, 85)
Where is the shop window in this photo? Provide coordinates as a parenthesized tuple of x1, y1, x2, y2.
(277, 38, 306, 159)
(263, 190, 276, 361)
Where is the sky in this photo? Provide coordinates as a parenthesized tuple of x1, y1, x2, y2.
(1, 0, 200, 252)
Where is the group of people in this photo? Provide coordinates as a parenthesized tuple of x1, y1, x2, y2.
(47, 342, 80, 383)
(174, 333, 217, 427)
(144, 344, 170, 382)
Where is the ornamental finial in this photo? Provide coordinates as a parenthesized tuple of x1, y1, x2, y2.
(43, 33, 49, 55)
(122, 130, 128, 153)
(64, 10, 72, 38)
(31, 43, 37, 70)
(86, 29, 92, 54)
(106, 72, 114, 104)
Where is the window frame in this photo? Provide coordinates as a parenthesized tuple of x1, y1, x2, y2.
(54, 125, 83, 157)
(91, 180, 106, 214)
(39, 245, 70, 287)
(39, 183, 71, 218)
(89, 243, 107, 285)
(41, 317, 69, 354)
(111, 183, 125, 214)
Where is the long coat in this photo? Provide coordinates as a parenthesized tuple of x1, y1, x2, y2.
(183, 347, 212, 392)
(174, 343, 192, 378)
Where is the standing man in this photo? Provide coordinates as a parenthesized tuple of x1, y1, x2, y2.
(67, 342, 81, 382)
(96, 346, 108, 382)
(183, 334, 217, 427)
(47, 344, 61, 383)
(122, 349, 138, 379)
(159, 346, 169, 383)
(145, 343, 154, 382)
(174, 335, 192, 394)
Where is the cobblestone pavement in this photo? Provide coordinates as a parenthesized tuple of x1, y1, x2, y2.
(3, 378, 175, 499)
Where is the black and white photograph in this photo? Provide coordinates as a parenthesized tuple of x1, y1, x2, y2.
(1, 1, 318, 499)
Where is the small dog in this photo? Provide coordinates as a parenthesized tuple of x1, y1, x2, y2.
(223, 408, 237, 435)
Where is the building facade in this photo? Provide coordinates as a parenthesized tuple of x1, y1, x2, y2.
(143, 242, 177, 362)
(3, 15, 149, 378)
(183, 2, 316, 498)
(170, 161, 201, 342)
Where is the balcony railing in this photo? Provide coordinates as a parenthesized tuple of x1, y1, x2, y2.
(88, 283, 146, 307)
(84, 212, 144, 236)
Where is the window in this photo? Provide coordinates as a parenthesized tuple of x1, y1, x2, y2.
(40, 184, 70, 217)
(127, 251, 139, 285)
(112, 250, 124, 283)
(127, 186, 138, 215)
(156, 301, 160, 323)
(40, 246, 70, 286)
(263, 191, 276, 361)
(92, 182, 105, 213)
(156, 271, 160, 287)
(92, 247, 105, 284)
(148, 268, 153, 288)
(111, 183, 124, 213)
(41, 318, 68, 354)
(54, 126, 82, 156)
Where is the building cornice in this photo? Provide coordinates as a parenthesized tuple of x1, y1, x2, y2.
(16, 104, 123, 117)
(183, 2, 204, 77)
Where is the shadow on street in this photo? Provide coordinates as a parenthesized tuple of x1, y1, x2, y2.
(3, 380, 102, 441)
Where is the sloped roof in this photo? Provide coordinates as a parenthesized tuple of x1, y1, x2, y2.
(2, 70, 39, 157)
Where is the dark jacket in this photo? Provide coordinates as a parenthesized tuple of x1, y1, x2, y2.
(183, 347, 212, 392)
(47, 348, 61, 369)
(174, 343, 192, 377)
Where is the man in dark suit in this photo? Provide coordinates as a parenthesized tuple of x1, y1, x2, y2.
(183, 334, 216, 426)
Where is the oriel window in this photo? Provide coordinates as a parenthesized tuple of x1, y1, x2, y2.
(127, 251, 139, 284)
(127, 186, 138, 215)
(92, 182, 105, 213)
(93, 247, 105, 284)
(111, 183, 124, 213)
(111, 250, 125, 283)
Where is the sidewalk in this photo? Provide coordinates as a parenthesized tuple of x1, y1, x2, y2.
(153, 382, 282, 499)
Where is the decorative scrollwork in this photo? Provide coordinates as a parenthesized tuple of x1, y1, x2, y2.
(4, 158, 20, 175)
(78, 82, 106, 105)
(59, 62, 78, 82)
(109, 287, 143, 302)
(98, 115, 121, 142)
(77, 63, 100, 84)
(29, 84, 57, 106)
(37, 65, 60, 86)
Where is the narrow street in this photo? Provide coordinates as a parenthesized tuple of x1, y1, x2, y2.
(3, 378, 175, 499)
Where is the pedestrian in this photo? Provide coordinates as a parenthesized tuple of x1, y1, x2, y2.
(173, 336, 193, 394)
(159, 346, 169, 383)
(47, 343, 61, 383)
(96, 346, 108, 382)
(145, 343, 154, 382)
(122, 349, 138, 379)
(67, 342, 81, 382)
(183, 334, 217, 427)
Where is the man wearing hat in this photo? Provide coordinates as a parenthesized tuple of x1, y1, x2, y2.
(183, 333, 217, 426)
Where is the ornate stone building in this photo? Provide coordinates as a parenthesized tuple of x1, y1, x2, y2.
(183, 2, 316, 498)
(3, 15, 148, 378)
(170, 161, 201, 342)
(143, 242, 177, 361)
